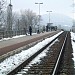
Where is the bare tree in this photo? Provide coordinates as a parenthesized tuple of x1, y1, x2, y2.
(32, 15, 39, 32)
(11, 9, 39, 34)
(11, 12, 20, 30)
(25, 9, 35, 26)
(20, 10, 28, 33)
(0, 0, 6, 30)
(20, 9, 39, 33)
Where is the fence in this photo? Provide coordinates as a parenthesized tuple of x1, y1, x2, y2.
(0, 30, 26, 39)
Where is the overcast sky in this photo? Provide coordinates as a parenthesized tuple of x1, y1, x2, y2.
(7, 0, 73, 18)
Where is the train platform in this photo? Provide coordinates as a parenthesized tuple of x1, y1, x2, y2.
(0, 31, 59, 56)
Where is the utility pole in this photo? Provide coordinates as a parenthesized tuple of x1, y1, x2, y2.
(46, 11, 52, 23)
(72, 0, 75, 32)
(7, 0, 12, 37)
(35, 2, 43, 33)
(46, 11, 52, 31)
(18, 19, 20, 31)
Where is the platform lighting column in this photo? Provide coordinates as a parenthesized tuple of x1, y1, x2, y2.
(35, 2, 43, 32)
(72, 0, 75, 32)
(46, 11, 52, 24)
(46, 11, 52, 31)
(7, 0, 12, 37)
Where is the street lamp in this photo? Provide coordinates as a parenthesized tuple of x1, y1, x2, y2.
(46, 11, 52, 31)
(35, 2, 43, 33)
(46, 11, 52, 23)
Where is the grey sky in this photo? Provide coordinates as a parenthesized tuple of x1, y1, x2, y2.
(7, 0, 73, 18)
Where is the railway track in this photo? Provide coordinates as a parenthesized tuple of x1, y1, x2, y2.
(2, 31, 74, 75)
(56, 32, 74, 75)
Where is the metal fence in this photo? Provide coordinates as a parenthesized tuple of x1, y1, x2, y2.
(0, 30, 26, 39)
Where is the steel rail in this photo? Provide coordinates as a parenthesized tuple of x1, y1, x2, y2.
(51, 32, 68, 75)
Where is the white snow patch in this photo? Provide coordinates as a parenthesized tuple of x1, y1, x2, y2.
(71, 32, 75, 67)
(0, 33, 37, 42)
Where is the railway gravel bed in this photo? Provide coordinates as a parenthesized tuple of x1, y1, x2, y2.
(57, 32, 75, 75)
(23, 31, 67, 75)
(14, 32, 74, 75)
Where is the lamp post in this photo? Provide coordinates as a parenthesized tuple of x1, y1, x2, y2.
(46, 11, 52, 23)
(7, 0, 12, 37)
(46, 11, 52, 31)
(35, 2, 43, 33)
(72, 0, 75, 32)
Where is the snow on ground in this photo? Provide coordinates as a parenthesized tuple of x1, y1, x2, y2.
(16, 39, 58, 74)
(71, 32, 75, 66)
(23, 39, 58, 72)
(0, 31, 63, 75)
(0, 33, 37, 42)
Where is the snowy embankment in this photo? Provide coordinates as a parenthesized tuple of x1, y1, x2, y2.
(71, 32, 75, 66)
(0, 31, 63, 75)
